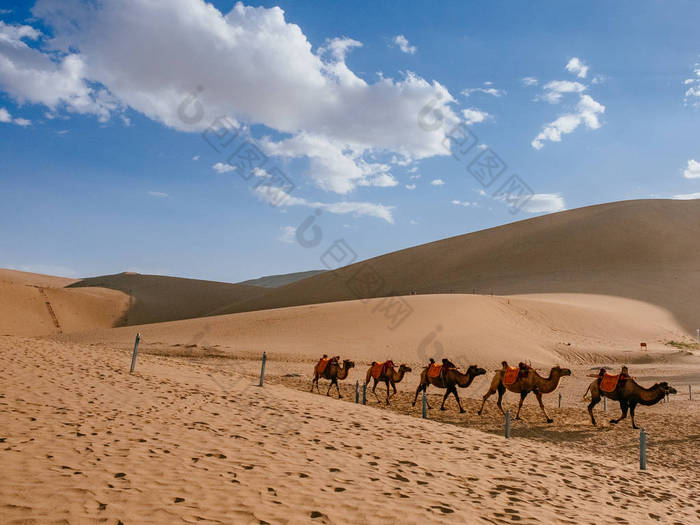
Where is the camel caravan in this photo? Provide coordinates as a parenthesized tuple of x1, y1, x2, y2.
(310, 356, 677, 428)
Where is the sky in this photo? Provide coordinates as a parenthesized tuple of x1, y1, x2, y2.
(0, 0, 699, 282)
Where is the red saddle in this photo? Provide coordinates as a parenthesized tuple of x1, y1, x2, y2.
(371, 360, 394, 379)
(600, 374, 620, 393)
(427, 363, 442, 379)
(503, 366, 519, 385)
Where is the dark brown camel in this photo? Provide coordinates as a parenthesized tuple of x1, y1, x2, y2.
(477, 361, 571, 423)
(411, 364, 486, 413)
(365, 362, 412, 404)
(584, 378, 677, 428)
(311, 358, 355, 398)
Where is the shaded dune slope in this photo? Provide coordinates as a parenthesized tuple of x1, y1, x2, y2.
(215, 200, 700, 333)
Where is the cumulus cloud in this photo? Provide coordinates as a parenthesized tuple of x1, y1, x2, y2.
(0, 1, 460, 196)
(279, 225, 296, 243)
(451, 199, 474, 207)
(405, 183, 416, 190)
(462, 107, 491, 125)
(683, 63, 700, 107)
(430, 179, 444, 186)
(518, 193, 566, 213)
(521, 76, 538, 87)
(253, 185, 394, 223)
(0, 106, 31, 126)
(392, 35, 416, 54)
(147, 190, 168, 198)
(672, 192, 700, 200)
(565, 57, 588, 78)
(212, 162, 237, 174)
(683, 159, 700, 179)
(539, 80, 586, 104)
(531, 94, 605, 149)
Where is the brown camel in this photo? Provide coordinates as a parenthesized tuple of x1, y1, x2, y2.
(411, 364, 486, 413)
(477, 361, 571, 423)
(311, 358, 355, 398)
(584, 378, 677, 428)
(365, 362, 412, 405)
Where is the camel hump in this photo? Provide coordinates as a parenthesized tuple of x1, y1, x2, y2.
(501, 361, 508, 369)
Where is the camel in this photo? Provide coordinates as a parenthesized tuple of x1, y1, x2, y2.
(584, 377, 677, 428)
(477, 361, 571, 423)
(311, 357, 355, 398)
(411, 364, 486, 413)
(365, 362, 412, 405)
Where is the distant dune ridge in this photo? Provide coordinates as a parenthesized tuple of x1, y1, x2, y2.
(237, 270, 326, 288)
(2, 199, 699, 345)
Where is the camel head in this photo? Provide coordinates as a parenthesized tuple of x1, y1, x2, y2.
(398, 364, 412, 373)
(657, 381, 677, 395)
(552, 365, 572, 377)
(342, 359, 355, 370)
(466, 364, 487, 377)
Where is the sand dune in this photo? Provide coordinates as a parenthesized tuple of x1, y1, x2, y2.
(0, 269, 129, 337)
(215, 200, 700, 334)
(60, 293, 694, 368)
(1, 335, 697, 524)
(68, 272, 265, 326)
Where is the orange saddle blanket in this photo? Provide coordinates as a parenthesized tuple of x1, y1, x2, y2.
(600, 374, 620, 393)
(317, 358, 331, 375)
(427, 363, 442, 379)
(503, 366, 519, 385)
(371, 360, 394, 379)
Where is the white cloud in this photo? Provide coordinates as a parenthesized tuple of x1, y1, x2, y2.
(521, 76, 538, 87)
(392, 34, 416, 54)
(0, 106, 31, 126)
(519, 193, 566, 213)
(539, 80, 586, 104)
(462, 85, 505, 97)
(253, 185, 394, 223)
(192, 155, 200, 161)
(212, 162, 236, 174)
(462, 107, 491, 125)
(683, 159, 700, 179)
(279, 225, 296, 243)
(565, 57, 588, 79)
(1, 1, 460, 195)
(405, 183, 416, 190)
(147, 190, 168, 198)
(532, 94, 605, 149)
(672, 192, 700, 200)
(451, 199, 474, 207)
(430, 179, 444, 186)
(683, 63, 700, 107)
(409, 219, 418, 225)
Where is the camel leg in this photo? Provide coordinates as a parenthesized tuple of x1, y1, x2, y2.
(453, 387, 466, 414)
(335, 379, 342, 399)
(515, 391, 527, 420)
(310, 375, 317, 393)
(412, 381, 429, 407)
(477, 387, 495, 415)
(534, 391, 553, 423)
(629, 402, 639, 429)
(385, 381, 391, 405)
(610, 400, 628, 424)
(372, 379, 382, 404)
(326, 379, 333, 396)
(495, 383, 506, 415)
(440, 387, 452, 411)
(587, 393, 601, 426)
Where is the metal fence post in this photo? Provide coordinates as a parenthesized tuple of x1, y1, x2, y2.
(640, 428, 647, 470)
(362, 381, 367, 405)
(422, 390, 427, 419)
(355, 380, 359, 403)
(505, 409, 511, 439)
(558, 392, 562, 408)
(129, 333, 141, 373)
(259, 351, 267, 387)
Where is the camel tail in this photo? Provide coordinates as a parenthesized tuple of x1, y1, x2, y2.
(366, 367, 373, 384)
(582, 385, 591, 399)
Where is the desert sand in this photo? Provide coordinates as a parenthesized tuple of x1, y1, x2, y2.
(1, 200, 700, 524)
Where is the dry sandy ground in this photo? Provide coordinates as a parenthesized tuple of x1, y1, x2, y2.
(1, 336, 698, 525)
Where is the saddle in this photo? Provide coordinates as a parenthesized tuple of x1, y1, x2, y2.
(317, 355, 339, 375)
(427, 363, 442, 380)
(504, 364, 530, 385)
(371, 360, 394, 380)
(599, 373, 621, 393)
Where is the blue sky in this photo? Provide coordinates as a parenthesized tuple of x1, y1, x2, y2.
(1, 0, 699, 282)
